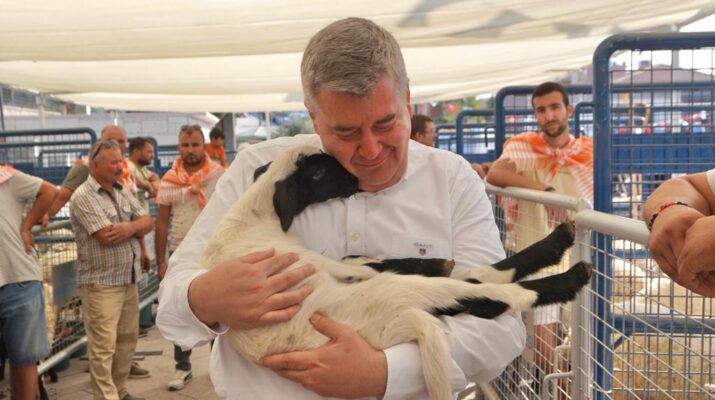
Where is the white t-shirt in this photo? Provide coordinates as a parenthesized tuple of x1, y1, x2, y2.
(166, 174, 221, 252)
(0, 170, 43, 286)
(156, 134, 526, 400)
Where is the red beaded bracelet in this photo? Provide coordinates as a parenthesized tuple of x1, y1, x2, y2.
(647, 201, 689, 231)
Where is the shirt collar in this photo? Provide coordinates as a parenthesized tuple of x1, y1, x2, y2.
(88, 174, 123, 194)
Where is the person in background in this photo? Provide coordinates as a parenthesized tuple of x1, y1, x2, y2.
(0, 165, 57, 400)
(70, 139, 154, 400)
(126, 137, 160, 214)
(410, 114, 436, 147)
(486, 81, 593, 386)
(155, 124, 224, 391)
(206, 127, 228, 167)
(46, 125, 152, 380)
(642, 170, 715, 297)
(157, 17, 525, 400)
(410, 113, 489, 178)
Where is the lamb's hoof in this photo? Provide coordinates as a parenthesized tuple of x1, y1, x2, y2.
(550, 221, 576, 248)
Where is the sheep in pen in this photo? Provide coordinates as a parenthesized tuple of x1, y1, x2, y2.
(201, 146, 592, 400)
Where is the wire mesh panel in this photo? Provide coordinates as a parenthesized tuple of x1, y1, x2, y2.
(593, 33, 715, 218)
(494, 85, 593, 158)
(33, 221, 84, 366)
(435, 124, 458, 152)
(576, 210, 715, 400)
(0, 128, 97, 186)
(455, 110, 496, 163)
(486, 186, 584, 400)
(483, 186, 714, 400)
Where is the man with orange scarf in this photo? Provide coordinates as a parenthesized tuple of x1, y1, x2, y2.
(155, 124, 224, 391)
(486, 81, 593, 390)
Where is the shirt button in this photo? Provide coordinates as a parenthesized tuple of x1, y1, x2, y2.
(351, 233, 360, 242)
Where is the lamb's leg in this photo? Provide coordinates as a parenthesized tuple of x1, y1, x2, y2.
(373, 309, 453, 400)
(433, 261, 591, 319)
(318, 257, 380, 283)
(343, 256, 455, 277)
(454, 221, 575, 284)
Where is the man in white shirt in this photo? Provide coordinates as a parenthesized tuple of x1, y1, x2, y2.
(157, 17, 526, 399)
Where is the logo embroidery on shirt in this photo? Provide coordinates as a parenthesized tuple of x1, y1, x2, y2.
(413, 241, 432, 257)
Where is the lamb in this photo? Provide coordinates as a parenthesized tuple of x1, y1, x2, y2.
(201, 145, 592, 400)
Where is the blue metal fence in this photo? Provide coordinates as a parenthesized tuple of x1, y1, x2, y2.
(591, 32, 715, 400)
(0, 128, 97, 185)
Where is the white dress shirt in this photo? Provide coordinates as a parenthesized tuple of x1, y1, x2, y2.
(157, 134, 526, 400)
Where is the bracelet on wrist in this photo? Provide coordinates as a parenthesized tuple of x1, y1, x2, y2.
(647, 201, 689, 231)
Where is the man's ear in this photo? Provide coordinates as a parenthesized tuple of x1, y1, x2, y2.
(405, 81, 413, 118)
(566, 103, 574, 118)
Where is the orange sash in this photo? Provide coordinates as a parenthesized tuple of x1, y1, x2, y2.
(157, 156, 224, 209)
(0, 165, 16, 184)
(501, 132, 593, 200)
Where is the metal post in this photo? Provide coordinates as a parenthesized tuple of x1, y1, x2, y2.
(0, 86, 6, 131)
(573, 102, 594, 139)
(570, 214, 594, 400)
(264, 111, 272, 140)
(38, 93, 46, 129)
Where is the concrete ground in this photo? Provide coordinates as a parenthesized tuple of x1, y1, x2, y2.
(44, 326, 220, 400)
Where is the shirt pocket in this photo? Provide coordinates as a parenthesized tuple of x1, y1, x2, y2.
(103, 204, 120, 222)
(390, 235, 450, 259)
(120, 204, 134, 221)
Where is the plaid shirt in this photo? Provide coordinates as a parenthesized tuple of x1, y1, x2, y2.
(70, 175, 147, 286)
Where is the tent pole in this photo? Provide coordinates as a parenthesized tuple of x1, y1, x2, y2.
(264, 111, 272, 140)
(37, 93, 46, 129)
(0, 86, 6, 131)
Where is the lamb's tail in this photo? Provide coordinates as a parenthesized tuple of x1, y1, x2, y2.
(382, 309, 454, 400)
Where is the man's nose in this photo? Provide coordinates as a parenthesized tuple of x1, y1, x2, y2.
(358, 132, 382, 160)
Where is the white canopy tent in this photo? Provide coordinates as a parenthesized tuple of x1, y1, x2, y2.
(1, 0, 713, 112)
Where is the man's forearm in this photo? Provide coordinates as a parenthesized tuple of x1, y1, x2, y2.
(22, 182, 57, 231)
(132, 216, 154, 237)
(155, 224, 168, 265)
(48, 186, 72, 217)
(643, 177, 709, 222)
(486, 168, 546, 191)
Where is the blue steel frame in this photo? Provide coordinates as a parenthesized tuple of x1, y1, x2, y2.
(454, 109, 494, 156)
(591, 32, 715, 400)
(573, 101, 593, 138)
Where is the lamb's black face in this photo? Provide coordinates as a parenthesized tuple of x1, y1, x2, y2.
(273, 152, 359, 232)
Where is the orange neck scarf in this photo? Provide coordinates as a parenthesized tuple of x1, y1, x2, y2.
(501, 132, 593, 199)
(0, 165, 16, 185)
(157, 156, 223, 209)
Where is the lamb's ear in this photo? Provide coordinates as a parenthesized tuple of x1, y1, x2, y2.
(273, 177, 302, 232)
(253, 162, 272, 182)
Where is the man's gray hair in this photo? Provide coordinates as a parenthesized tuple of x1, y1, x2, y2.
(301, 17, 408, 107)
(89, 139, 120, 163)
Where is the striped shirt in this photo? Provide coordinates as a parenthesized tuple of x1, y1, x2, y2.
(70, 175, 146, 286)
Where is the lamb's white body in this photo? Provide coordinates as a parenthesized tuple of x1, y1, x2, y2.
(200, 146, 588, 400)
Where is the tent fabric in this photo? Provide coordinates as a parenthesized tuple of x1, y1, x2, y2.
(0, 0, 713, 112)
